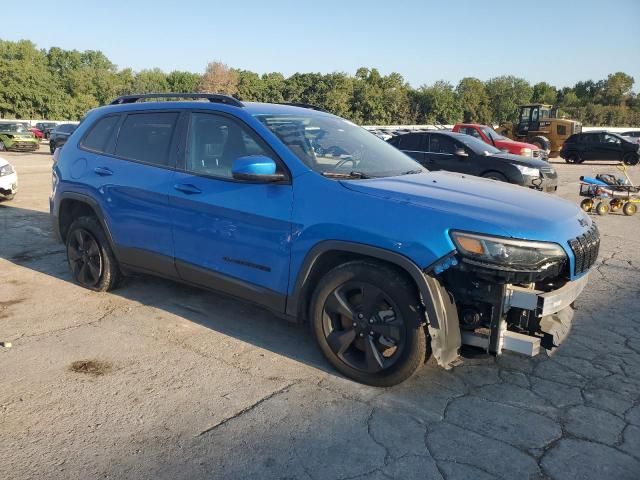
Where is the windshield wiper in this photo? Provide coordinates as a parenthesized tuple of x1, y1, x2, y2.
(400, 169, 423, 175)
(321, 171, 374, 179)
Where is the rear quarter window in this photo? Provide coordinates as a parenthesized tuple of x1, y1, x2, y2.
(81, 115, 120, 153)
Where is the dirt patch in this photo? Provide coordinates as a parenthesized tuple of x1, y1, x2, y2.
(0, 298, 26, 309)
(68, 360, 113, 376)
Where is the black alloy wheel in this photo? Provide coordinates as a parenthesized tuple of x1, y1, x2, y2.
(67, 228, 103, 287)
(321, 281, 406, 374)
(310, 261, 426, 386)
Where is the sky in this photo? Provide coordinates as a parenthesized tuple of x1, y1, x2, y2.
(3, 0, 639, 89)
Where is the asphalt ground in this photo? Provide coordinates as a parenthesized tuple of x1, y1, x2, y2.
(1, 145, 639, 480)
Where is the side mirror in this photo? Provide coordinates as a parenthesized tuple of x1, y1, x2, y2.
(231, 155, 285, 183)
(454, 148, 469, 158)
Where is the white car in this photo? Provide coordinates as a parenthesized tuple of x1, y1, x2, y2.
(0, 156, 18, 201)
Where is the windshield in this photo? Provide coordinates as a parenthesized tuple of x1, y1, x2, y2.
(1, 123, 29, 133)
(480, 126, 505, 142)
(254, 113, 424, 178)
(457, 134, 502, 156)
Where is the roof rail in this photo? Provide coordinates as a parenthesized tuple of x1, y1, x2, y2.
(109, 93, 244, 107)
(279, 102, 328, 113)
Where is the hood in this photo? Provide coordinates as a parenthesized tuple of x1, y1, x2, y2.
(340, 171, 587, 242)
(488, 152, 550, 169)
(496, 138, 540, 151)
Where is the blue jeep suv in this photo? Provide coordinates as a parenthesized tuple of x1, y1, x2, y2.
(50, 93, 599, 386)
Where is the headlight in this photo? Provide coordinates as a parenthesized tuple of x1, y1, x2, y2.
(0, 164, 15, 177)
(450, 231, 567, 272)
(514, 164, 539, 177)
(520, 148, 533, 157)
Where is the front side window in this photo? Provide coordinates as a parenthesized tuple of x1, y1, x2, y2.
(603, 133, 621, 144)
(255, 113, 422, 178)
(82, 115, 120, 153)
(186, 113, 277, 179)
(480, 127, 506, 141)
(429, 135, 457, 154)
(460, 127, 481, 139)
(115, 112, 178, 166)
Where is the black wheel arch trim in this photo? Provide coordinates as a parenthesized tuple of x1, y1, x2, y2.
(287, 240, 442, 328)
(54, 192, 118, 256)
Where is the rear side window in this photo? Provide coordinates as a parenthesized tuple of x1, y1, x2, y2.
(82, 116, 120, 153)
(397, 134, 424, 151)
(115, 112, 178, 166)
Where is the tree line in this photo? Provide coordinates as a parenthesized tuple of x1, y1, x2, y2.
(1, 39, 638, 126)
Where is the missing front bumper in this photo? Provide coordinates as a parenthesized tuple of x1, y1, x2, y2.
(460, 274, 588, 357)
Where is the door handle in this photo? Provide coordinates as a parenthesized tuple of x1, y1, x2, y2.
(174, 183, 202, 194)
(94, 167, 113, 176)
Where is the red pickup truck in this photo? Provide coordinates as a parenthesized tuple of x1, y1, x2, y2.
(453, 123, 548, 161)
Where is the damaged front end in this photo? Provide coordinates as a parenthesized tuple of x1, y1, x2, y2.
(425, 227, 599, 367)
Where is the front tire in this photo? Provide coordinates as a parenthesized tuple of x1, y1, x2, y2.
(482, 171, 508, 182)
(66, 216, 121, 292)
(623, 153, 639, 166)
(310, 261, 426, 387)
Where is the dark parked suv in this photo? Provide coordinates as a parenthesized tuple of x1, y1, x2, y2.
(388, 131, 558, 192)
(50, 93, 597, 386)
(560, 131, 640, 165)
(49, 123, 78, 153)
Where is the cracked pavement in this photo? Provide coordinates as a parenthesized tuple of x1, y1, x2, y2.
(1, 148, 639, 479)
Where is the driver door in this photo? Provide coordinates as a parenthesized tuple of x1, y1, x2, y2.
(169, 111, 294, 308)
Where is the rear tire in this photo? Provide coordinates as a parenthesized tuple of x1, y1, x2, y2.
(563, 152, 582, 164)
(623, 202, 637, 216)
(309, 261, 426, 387)
(623, 153, 639, 166)
(66, 216, 121, 292)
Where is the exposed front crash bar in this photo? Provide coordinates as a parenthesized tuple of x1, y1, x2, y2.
(505, 273, 589, 316)
(460, 274, 590, 358)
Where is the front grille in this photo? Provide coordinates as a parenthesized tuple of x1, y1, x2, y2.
(568, 224, 600, 275)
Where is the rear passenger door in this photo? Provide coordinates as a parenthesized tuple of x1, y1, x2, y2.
(80, 111, 182, 277)
(395, 133, 427, 165)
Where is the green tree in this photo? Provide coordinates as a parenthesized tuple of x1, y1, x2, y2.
(167, 70, 200, 92)
(133, 68, 169, 93)
(602, 72, 634, 106)
(415, 81, 462, 124)
(456, 77, 491, 124)
(485, 76, 532, 124)
(532, 82, 557, 105)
